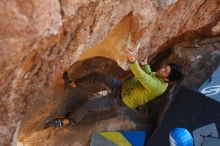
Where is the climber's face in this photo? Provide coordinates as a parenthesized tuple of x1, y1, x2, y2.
(156, 64, 171, 80)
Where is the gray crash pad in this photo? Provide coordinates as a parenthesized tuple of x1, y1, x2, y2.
(202, 137, 220, 146)
(90, 133, 117, 146)
(199, 65, 220, 102)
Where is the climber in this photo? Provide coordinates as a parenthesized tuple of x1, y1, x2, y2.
(47, 48, 184, 128)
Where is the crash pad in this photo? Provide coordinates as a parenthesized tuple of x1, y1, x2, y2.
(199, 65, 220, 102)
(121, 131, 146, 146)
(90, 131, 146, 146)
(146, 87, 220, 146)
(202, 137, 220, 146)
(100, 132, 131, 146)
(90, 133, 117, 146)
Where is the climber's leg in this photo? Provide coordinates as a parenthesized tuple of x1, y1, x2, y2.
(68, 83, 124, 124)
(74, 72, 121, 91)
(68, 94, 117, 124)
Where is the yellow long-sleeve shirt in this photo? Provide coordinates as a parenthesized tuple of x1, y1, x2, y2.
(121, 61, 168, 108)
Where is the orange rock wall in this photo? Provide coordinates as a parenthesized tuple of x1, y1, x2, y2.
(0, 0, 219, 145)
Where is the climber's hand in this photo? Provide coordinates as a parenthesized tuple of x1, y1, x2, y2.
(140, 58, 148, 66)
(126, 48, 137, 63)
(69, 81, 77, 88)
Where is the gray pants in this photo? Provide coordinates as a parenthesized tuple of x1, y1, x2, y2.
(68, 73, 125, 124)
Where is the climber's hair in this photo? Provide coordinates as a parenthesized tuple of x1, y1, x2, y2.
(168, 64, 184, 81)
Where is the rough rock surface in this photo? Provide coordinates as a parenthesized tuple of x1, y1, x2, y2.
(0, 0, 219, 145)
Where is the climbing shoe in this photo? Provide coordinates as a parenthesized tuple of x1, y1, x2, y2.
(46, 118, 66, 128)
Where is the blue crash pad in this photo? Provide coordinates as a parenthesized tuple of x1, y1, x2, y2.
(121, 131, 146, 146)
